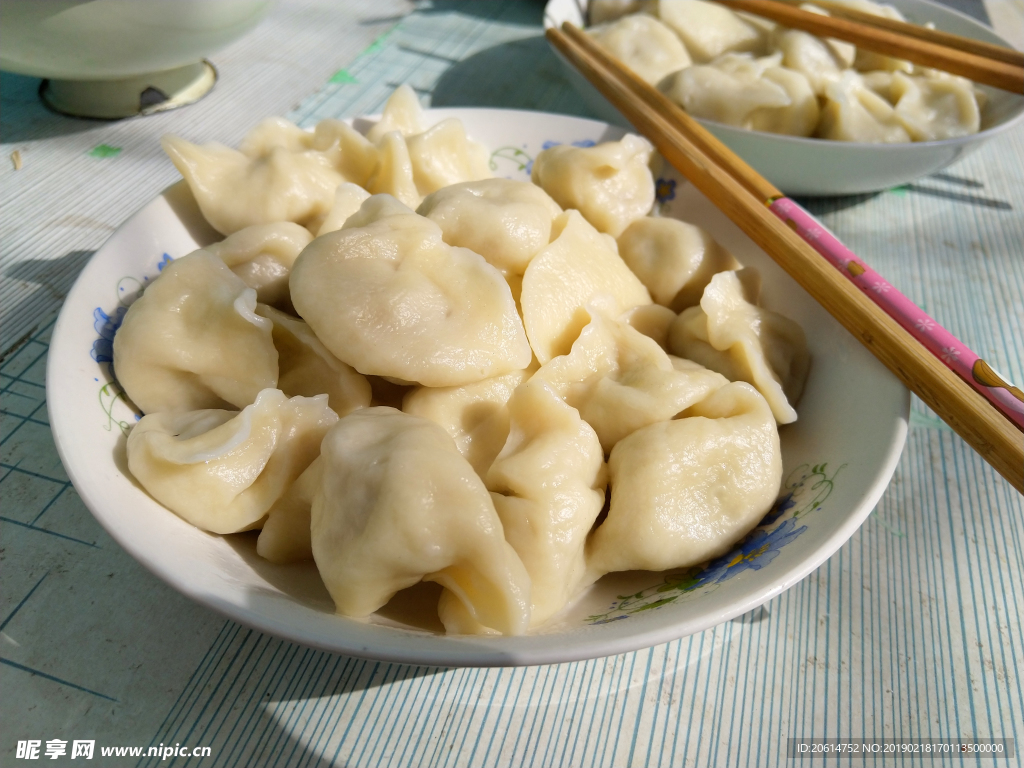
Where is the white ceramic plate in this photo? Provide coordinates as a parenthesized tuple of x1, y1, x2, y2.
(47, 108, 909, 667)
(544, 0, 1024, 196)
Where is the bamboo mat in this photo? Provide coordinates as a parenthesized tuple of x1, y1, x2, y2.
(1, 1, 1022, 765)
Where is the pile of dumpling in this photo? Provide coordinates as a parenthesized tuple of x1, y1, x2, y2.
(113, 85, 810, 636)
(588, 0, 986, 142)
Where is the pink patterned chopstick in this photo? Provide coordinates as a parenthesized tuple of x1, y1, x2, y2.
(769, 197, 1024, 431)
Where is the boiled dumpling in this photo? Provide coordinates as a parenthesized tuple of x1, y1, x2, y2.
(520, 210, 651, 363)
(406, 118, 493, 196)
(890, 72, 980, 141)
(912, 66, 988, 111)
(289, 195, 532, 387)
(657, 0, 767, 63)
(311, 407, 532, 635)
(485, 380, 607, 626)
(417, 178, 563, 275)
(365, 85, 492, 204)
(773, 29, 848, 95)
(256, 456, 321, 564)
(669, 269, 809, 424)
(127, 389, 337, 534)
(256, 304, 371, 417)
(434, 591, 500, 635)
(816, 71, 911, 142)
(589, 13, 692, 85)
(113, 251, 278, 414)
(771, 5, 856, 95)
(237, 115, 379, 189)
(531, 134, 656, 236)
(368, 120, 492, 208)
(617, 216, 741, 311)
(533, 309, 729, 451)
(860, 70, 900, 103)
(235, 116, 378, 223)
(402, 367, 533, 478)
(366, 84, 427, 143)
(659, 53, 819, 137)
(365, 131, 422, 209)
(308, 118, 380, 188)
(340, 192, 412, 229)
(586, 382, 782, 575)
(162, 135, 343, 235)
(315, 182, 372, 236)
(239, 116, 316, 157)
(843, 0, 913, 73)
(204, 222, 313, 309)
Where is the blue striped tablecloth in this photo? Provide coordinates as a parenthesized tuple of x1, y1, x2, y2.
(1, 1, 1021, 765)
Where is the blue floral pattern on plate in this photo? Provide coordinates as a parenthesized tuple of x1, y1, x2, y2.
(90, 253, 171, 433)
(655, 177, 677, 204)
(490, 138, 598, 177)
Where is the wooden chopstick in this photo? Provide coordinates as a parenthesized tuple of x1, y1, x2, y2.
(548, 22, 1024, 492)
(776, 0, 1024, 68)
(712, 0, 1024, 93)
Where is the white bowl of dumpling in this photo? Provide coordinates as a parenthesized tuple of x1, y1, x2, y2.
(47, 107, 908, 666)
(546, 0, 1024, 196)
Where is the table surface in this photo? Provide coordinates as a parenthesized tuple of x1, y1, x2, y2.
(1, 1, 1022, 766)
